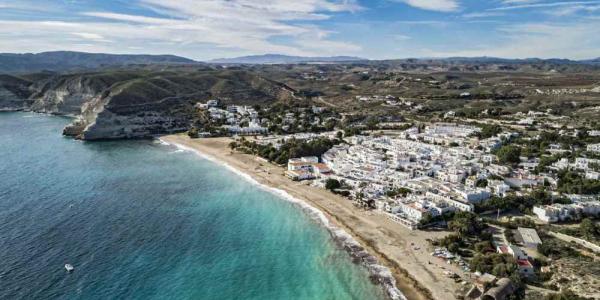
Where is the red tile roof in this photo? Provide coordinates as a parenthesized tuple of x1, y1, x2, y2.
(498, 245, 509, 254)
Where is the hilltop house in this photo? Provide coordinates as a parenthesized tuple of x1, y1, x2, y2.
(497, 244, 534, 277)
(517, 227, 542, 249)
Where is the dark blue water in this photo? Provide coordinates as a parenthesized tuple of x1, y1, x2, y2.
(0, 112, 384, 300)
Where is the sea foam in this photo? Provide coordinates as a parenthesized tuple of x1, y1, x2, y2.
(159, 138, 406, 300)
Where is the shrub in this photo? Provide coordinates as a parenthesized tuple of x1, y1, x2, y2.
(325, 179, 341, 191)
(495, 145, 521, 164)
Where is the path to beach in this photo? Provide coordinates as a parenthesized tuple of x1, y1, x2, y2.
(161, 135, 467, 300)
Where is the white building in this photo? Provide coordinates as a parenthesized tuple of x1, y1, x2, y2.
(206, 99, 219, 107)
(551, 158, 570, 170)
(587, 143, 600, 153)
(285, 170, 315, 181)
(224, 121, 268, 135)
(497, 244, 527, 261)
(588, 130, 600, 137)
(395, 200, 436, 222)
(518, 118, 535, 125)
(533, 201, 600, 223)
(444, 111, 456, 118)
(518, 227, 542, 249)
(456, 188, 491, 204)
(574, 157, 600, 171)
(486, 164, 511, 176)
(487, 180, 511, 197)
(286, 157, 329, 180)
(425, 192, 474, 212)
(288, 159, 313, 172)
(586, 171, 600, 180)
(533, 205, 571, 223)
(312, 106, 326, 114)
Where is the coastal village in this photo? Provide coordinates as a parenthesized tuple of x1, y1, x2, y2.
(185, 97, 600, 300)
(4, 4, 600, 298)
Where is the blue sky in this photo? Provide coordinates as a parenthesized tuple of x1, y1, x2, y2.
(0, 0, 599, 60)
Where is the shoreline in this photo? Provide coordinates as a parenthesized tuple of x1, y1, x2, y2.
(159, 138, 405, 300)
(160, 135, 464, 300)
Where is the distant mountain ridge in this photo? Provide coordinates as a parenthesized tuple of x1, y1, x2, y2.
(209, 54, 366, 64)
(208, 54, 600, 65)
(581, 57, 600, 64)
(2, 51, 599, 72)
(401, 56, 600, 65)
(0, 51, 198, 73)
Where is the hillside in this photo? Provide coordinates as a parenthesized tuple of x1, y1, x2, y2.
(0, 68, 296, 139)
(0, 74, 33, 110)
(0, 51, 198, 73)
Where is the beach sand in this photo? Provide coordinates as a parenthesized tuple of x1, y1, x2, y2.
(161, 134, 467, 300)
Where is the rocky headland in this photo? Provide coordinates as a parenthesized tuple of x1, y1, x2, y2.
(0, 68, 295, 140)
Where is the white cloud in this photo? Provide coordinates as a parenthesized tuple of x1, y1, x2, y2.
(544, 4, 600, 16)
(422, 20, 600, 59)
(490, 1, 600, 11)
(0, 0, 362, 59)
(392, 34, 412, 41)
(68, 32, 114, 44)
(394, 0, 459, 12)
(2, 0, 600, 60)
(462, 11, 505, 18)
(0, 0, 65, 12)
(71, 32, 105, 40)
(82, 12, 176, 24)
(501, 0, 539, 3)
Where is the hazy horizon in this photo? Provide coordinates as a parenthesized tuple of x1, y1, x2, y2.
(2, 50, 599, 63)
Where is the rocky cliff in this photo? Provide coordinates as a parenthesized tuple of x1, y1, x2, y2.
(0, 75, 33, 111)
(0, 69, 295, 140)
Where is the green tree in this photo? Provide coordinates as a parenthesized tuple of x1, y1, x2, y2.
(325, 179, 341, 191)
(366, 117, 379, 130)
(470, 253, 518, 277)
(477, 124, 503, 139)
(448, 211, 485, 237)
(448, 242, 460, 253)
(385, 187, 412, 198)
(476, 179, 488, 188)
(343, 127, 362, 137)
(187, 127, 199, 138)
(580, 218, 598, 240)
(496, 145, 521, 164)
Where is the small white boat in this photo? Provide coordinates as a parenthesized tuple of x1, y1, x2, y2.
(65, 264, 74, 272)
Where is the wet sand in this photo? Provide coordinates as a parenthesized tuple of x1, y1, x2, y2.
(161, 135, 467, 300)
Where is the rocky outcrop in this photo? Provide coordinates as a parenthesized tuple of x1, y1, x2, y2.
(0, 87, 25, 111)
(28, 72, 144, 116)
(75, 109, 190, 140)
(0, 75, 32, 111)
(332, 229, 406, 300)
(6, 68, 294, 140)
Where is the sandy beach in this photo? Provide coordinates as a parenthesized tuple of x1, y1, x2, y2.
(161, 134, 467, 300)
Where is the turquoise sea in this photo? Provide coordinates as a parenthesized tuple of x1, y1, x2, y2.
(0, 112, 384, 300)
